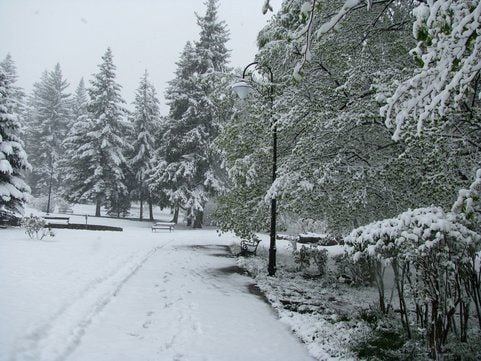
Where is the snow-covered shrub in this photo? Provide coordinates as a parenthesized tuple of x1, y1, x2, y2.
(21, 215, 54, 240)
(333, 252, 373, 286)
(345, 206, 481, 358)
(294, 245, 328, 277)
(294, 245, 311, 270)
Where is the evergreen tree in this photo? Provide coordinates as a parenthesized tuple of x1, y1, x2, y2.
(85, 48, 129, 217)
(195, 0, 230, 74)
(129, 70, 160, 220)
(149, 41, 197, 224)
(150, 0, 232, 228)
(26, 63, 70, 213)
(0, 54, 25, 131)
(61, 78, 94, 204)
(0, 69, 30, 215)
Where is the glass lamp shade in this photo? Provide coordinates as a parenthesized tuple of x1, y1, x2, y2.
(231, 80, 252, 100)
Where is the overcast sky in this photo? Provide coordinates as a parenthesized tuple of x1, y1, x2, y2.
(0, 0, 280, 112)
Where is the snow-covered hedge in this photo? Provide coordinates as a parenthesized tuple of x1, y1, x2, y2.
(344, 206, 481, 358)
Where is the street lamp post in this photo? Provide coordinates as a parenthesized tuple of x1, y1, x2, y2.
(232, 62, 277, 276)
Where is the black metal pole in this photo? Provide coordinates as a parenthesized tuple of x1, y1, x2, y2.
(241, 62, 276, 276)
(268, 115, 277, 276)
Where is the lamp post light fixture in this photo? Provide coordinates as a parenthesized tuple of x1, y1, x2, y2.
(231, 80, 252, 100)
(231, 61, 277, 277)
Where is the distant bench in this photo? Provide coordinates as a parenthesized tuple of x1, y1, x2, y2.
(152, 222, 175, 232)
(239, 238, 261, 256)
(43, 216, 70, 224)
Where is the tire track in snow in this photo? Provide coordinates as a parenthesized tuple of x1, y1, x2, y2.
(11, 241, 172, 361)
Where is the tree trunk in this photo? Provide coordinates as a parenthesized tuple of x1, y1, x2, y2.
(95, 197, 101, 217)
(171, 205, 179, 224)
(148, 195, 154, 221)
(393, 260, 411, 339)
(186, 209, 192, 227)
(193, 210, 203, 229)
(139, 178, 143, 221)
(46, 170, 53, 214)
(117, 196, 120, 218)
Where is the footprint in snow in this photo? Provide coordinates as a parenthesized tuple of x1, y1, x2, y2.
(142, 320, 152, 329)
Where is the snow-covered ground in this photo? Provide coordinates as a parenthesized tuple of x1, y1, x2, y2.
(0, 215, 314, 361)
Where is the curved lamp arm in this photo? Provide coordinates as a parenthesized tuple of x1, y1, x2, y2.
(231, 61, 274, 100)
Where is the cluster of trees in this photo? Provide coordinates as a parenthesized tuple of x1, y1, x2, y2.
(215, 0, 480, 236)
(18, 49, 158, 218)
(1, 0, 479, 237)
(0, 0, 233, 226)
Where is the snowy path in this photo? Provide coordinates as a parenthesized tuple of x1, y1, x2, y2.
(1, 220, 313, 361)
(67, 241, 313, 361)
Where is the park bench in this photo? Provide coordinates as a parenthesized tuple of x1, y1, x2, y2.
(43, 216, 70, 224)
(152, 222, 175, 232)
(239, 238, 261, 256)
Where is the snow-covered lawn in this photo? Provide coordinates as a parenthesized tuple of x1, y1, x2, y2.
(0, 217, 314, 361)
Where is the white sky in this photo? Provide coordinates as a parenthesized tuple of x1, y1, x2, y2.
(0, 0, 281, 112)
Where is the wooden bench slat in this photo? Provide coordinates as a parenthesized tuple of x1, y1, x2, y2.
(43, 216, 70, 225)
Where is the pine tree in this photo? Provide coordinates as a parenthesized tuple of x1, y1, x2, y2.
(150, 0, 232, 228)
(86, 48, 129, 217)
(0, 69, 30, 215)
(195, 0, 230, 74)
(0, 54, 25, 131)
(61, 78, 94, 204)
(26, 63, 70, 213)
(149, 42, 197, 224)
(129, 70, 160, 220)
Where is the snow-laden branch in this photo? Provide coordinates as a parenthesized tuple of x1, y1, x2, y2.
(282, 0, 480, 140)
(382, 0, 481, 140)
